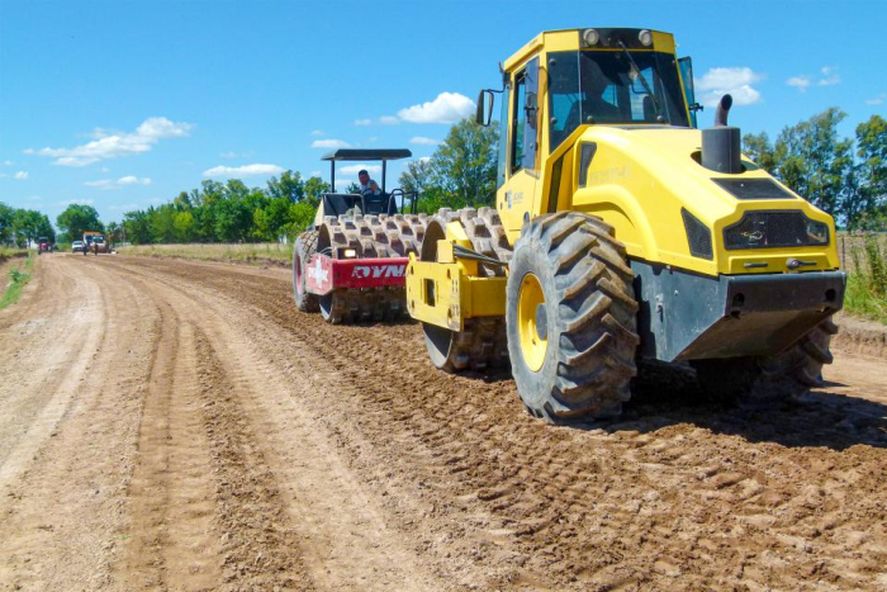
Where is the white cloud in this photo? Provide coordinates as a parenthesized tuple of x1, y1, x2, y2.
(397, 92, 475, 124)
(309, 170, 322, 177)
(220, 151, 238, 159)
(865, 93, 886, 106)
(353, 119, 372, 126)
(311, 138, 351, 149)
(695, 67, 762, 107)
(118, 175, 151, 185)
(85, 175, 152, 190)
(410, 136, 440, 146)
(418, 156, 432, 164)
(379, 115, 400, 125)
(13, 170, 28, 180)
(57, 199, 94, 206)
(786, 76, 811, 92)
(2, 160, 13, 166)
(202, 163, 285, 178)
(818, 66, 840, 87)
(310, 129, 325, 136)
(340, 164, 382, 175)
(26, 116, 193, 166)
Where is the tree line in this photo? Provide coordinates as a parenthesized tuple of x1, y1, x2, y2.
(4, 110, 883, 248)
(112, 120, 499, 245)
(0, 203, 54, 247)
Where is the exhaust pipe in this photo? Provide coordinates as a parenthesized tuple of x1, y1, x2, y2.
(714, 93, 732, 127)
(701, 94, 742, 174)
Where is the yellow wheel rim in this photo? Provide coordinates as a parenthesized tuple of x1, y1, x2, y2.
(517, 273, 548, 372)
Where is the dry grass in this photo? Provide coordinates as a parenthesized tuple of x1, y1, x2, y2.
(118, 243, 291, 266)
(0, 246, 28, 260)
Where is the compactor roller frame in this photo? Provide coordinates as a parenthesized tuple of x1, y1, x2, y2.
(419, 207, 511, 371)
(310, 213, 426, 324)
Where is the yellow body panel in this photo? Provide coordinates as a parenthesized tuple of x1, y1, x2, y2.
(406, 254, 506, 330)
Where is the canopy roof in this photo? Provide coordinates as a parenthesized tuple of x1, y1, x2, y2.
(321, 148, 412, 162)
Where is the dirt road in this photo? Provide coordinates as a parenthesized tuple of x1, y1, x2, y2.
(1, 254, 884, 591)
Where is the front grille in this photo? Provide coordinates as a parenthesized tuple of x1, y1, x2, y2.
(724, 211, 829, 250)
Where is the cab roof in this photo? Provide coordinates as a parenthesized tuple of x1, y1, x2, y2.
(321, 149, 412, 162)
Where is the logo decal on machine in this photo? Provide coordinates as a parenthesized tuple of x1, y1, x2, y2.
(307, 257, 329, 284)
(351, 264, 406, 279)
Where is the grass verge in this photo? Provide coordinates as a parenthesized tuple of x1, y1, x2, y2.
(0, 255, 34, 310)
(118, 243, 291, 266)
(844, 235, 887, 324)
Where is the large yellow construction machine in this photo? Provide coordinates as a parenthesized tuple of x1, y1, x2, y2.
(405, 28, 845, 421)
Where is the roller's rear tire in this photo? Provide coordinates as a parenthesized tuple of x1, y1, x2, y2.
(693, 317, 838, 401)
(292, 230, 320, 313)
(506, 212, 640, 422)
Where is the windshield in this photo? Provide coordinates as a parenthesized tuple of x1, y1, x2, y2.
(548, 50, 689, 149)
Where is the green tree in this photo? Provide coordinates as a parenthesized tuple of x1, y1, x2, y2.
(0, 202, 15, 245)
(173, 210, 195, 242)
(57, 204, 103, 242)
(742, 132, 777, 173)
(854, 114, 887, 231)
(267, 170, 304, 202)
(430, 119, 498, 208)
(12, 209, 53, 246)
(123, 210, 151, 244)
(399, 158, 434, 195)
(773, 108, 854, 216)
(303, 176, 330, 207)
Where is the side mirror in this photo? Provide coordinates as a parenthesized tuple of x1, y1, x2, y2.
(475, 89, 495, 126)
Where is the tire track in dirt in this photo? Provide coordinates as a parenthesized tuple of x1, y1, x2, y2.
(103, 256, 444, 591)
(121, 256, 887, 591)
(0, 256, 158, 591)
(118, 291, 226, 591)
(0, 257, 106, 485)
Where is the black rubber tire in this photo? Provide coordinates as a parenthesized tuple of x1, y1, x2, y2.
(292, 230, 320, 313)
(693, 316, 838, 401)
(420, 207, 510, 372)
(505, 212, 640, 422)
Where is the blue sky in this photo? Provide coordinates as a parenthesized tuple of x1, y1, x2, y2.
(1, 0, 885, 225)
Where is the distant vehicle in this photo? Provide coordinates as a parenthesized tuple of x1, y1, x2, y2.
(37, 237, 52, 254)
(82, 231, 109, 255)
(72, 240, 86, 253)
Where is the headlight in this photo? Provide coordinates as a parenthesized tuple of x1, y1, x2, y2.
(582, 28, 600, 46)
(638, 29, 653, 47)
(681, 208, 713, 259)
(724, 211, 829, 250)
(343, 248, 357, 258)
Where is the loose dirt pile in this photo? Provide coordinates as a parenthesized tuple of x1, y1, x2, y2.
(0, 254, 884, 591)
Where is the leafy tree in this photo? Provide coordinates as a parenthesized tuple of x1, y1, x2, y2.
(12, 209, 53, 246)
(854, 115, 887, 230)
(429, 119, 498, 208)
(0, 202, 14, 245)
(773, 108, 853, 216)
(253, 197, 292, 241)
(267, 170, 304, 202)
(303, 176, 330, 207)
(173, 211, 195, 242)
(123, 210, 151, 244)
(57, 204, 103, 242)
(742, 132, 777, 173)
(399, 158, 434, 195)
